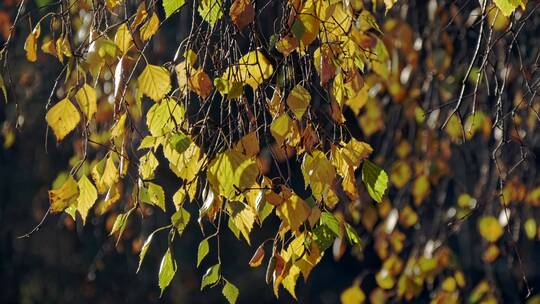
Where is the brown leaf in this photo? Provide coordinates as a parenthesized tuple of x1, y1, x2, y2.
(249, 243, 265, 267)
(230, 0, 255, 30)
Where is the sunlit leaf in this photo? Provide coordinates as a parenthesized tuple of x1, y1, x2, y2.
(140, 13, 159, 41)
(201, 263, 221, 290)
(287, 84, 311, 120)
(207, 149, 259, 200)
(114, 23, 133, 54)
(49, 176, 79, 213)
(162, 0, 186, 19)
(46, 99, 81, 141)
(197, 237, 210, 267)
(24, 24, 40, 62)
(76, 175, 97, 224)
(222, 279, 239, 304)
(159, 248, 177, 296)
(198, 0, 223, 28)
(229, 0, 255, 30)
(361, 160, 388, 203)
(74, 84, 97, 121)
(138, 64, 171, 102)
(341, 284, 366, 304)
(171, 207, 190, 235)
(478, 216, 503, 242)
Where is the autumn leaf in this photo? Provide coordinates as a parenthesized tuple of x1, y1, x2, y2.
(49, 176, 79, 213)
(229, 0, 255, 30)
(46, 98, 81, 141)
(138, 64, 171, 102)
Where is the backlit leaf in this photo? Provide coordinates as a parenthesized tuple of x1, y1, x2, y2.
(207, 149, 259, 200)
(74, 84, 97, 120)
(24, 24, 40, 62)
(114, 23, 133, 54)
(229, 0, 255, 30)
(361, 160, 388, 203)
(286, 84, 310, 119)
(201, 264, 221, 290)
(198, 0, 223, 28)
(138, 64, 171, 102)
(478, 216, 503, 242)
(222, 279, 239, 304)
(76, 175, 97, 224)
(162, 0, 186, 19)
(171, 207, 190, 235)
(140, 13, 159, 41)
(49, 176, 79, 213)
(197, 237, 210, 267)
(46, 99, 81, 141)
(159, 248, 177, 296)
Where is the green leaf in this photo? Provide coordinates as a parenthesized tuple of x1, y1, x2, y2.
(201, 263, 221, 290)
(169, 132, 191, 153)
(312, 223, 335, 251)
(198, 0, 223, 28)
(197, 237, 210, 267)
(159, 248, 177, 296)
(171, 207, 190, 235)
(162, 0, 186, 19)
(141, 182, 166, 211)
(137, 231, 156, 273)
(222, 279, 239, 304)
(290, 20, 305, 40)
(361, 160, 388, 203)
(207, 149, 259, 200)
(146, 98, 185, 137)
(139, 151, 159, 180)
(320, 211, 341, 237)
(110, 209, 132, 242)
(345, 223, 361, 245)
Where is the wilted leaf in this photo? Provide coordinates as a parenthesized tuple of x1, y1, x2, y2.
(24, 24, 40, 62)
(230, 0, 255, 30)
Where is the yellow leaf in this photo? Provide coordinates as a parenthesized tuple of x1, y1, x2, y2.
(139, 151, 159, 180)
(390, 160, 411, 189)
(287, 84, 311, 119)
(493, 0, 525, 17)
(46, 98, 81, 141)
(341, 284, 366, 304)
(110, 113, 127, 138)
(24, 24, 40, 62)
(146, 98, 184, 136)
(74, 84, 97, 120)
(132, 2, 148, 28)
(478, 216, 504, 242)
(92, 155, 119, 194)
(163, 140, 204, 181)
(302, 150, 336, 202)
(234, 131, 260, 157)
(207, 149, 259, 200)
(173, 187, 187, 210)
(276, 194, 311, 232)
(140, 13, 159, 41)
(49, 176, 79, 213)
(228, 201, 256, 244)
(222, 50, 273, 90)
(76, 175, 98, 224)
(270, 113, 297, 146)
(275, 35, 299, 57)
(138, 64, 171, 102)
(175, 61, 192, 95)
(412, 175, 430, 206)
(114, 23, 133, 54)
